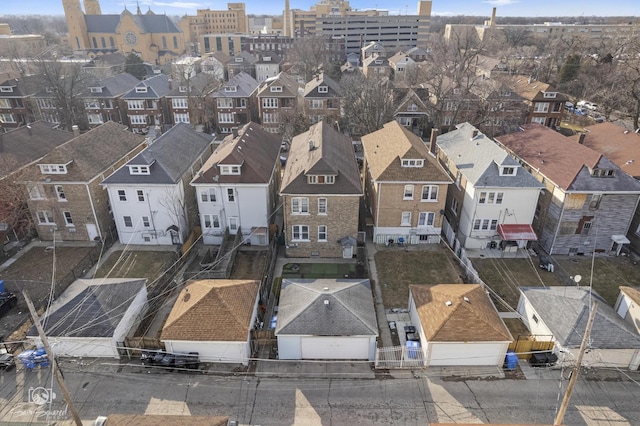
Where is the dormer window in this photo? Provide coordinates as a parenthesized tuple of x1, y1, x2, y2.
(136, 87, 148, 93)
(129, 165, 150, 175)
(270, 86, 283, 92)
(220, 165, 241, 175)
(543, 91, 557, 98)
(307, 175, 335, 184)
(0, 86, 12, 92)
(39, 163, 69, 174)
(407, 103, 418, 111)
(374, 59, 383, 65)
(46, 87, 54, 93)
(500, 166, 517, 176)
(591, 168, 615, 177)
(263, 56, 271, 61)
(401, 159, 424, 167)
(179, 86, 187, 92)
(225, 86, 237, 92)
(318, 86, 328, 93)
(90, 87, 103, 93)
(235, 57, 243, 62)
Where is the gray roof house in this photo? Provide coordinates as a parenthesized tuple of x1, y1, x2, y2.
(517, 286, 640, 369)
(276, 279, 378, 360)
(122, 73, 172, 133)
(303, 72, 342, 125)
(82, 72, 140, 127)
(210, 72, 259, 136)
(102, 123, 214, 245)
(436, 122, 543, 250)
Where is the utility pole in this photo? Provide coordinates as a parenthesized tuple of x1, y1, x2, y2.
(23, 291, 84, 426)
(554, 301, 598, 425)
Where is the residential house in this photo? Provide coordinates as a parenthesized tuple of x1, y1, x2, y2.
(615, 286, 640, 334)
(361, 121, 452, 245)
(495, 124, 640, 255)
(23, 121, 146, 242)
(345, 52, 360, 68)
(166, 72, 221, 129)
(225, 51, 257, 80)
(405, 46, 428, 62)
(436, 123, 543, 250)
(255, 72, 300, 134)
(191, 122, 281, 246)
(122, 73, 171, 134)
(161, 279, 260, 365)
(281, 120, 362, 258)
(276, 279, 378, 360)
(473, 55, 510, 79)
(303, 72, 342, 125)
(517, 286, 640, 370)
(577, 122, 640, 253)
(210, 72, 259, 136)
(408, 284, 513, 366)
(102, 123, 214, 245)
(82, 73, 140, 128)
(427, 76, 481, 133)
(201, 52, 231, 80)
(361, 41, 387, 62)
(392, 86, 430, 136)
(82, 52, 127, 79)
(27, 278, 147, 359)
(254, 53, 282, 82)
(362, 55, 391, 78)
(499, 75, 567, 128)
(0, 75, 42, 129)
(0, 122, 75, 246)
(387, 52, 416, 82)
(469, 77, 528, 137)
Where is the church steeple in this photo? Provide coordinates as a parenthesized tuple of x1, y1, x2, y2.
(137, 1, 142, 15)
(62, 0, 90, 52)
(83, 0, 101, 15)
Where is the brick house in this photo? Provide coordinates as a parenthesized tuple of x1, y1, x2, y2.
(499, 75, 567, 128)
(303, 72, 341, 125)
(255, 72, 300, 134)
(121, 73, 171, 134)
(361, 120, 452, 245)
(392, 87, 430, 136)
(495, 124, 640, 255)
(469, 77, 529, 137)
(281, 120, 362, 258)
(225, 51, 256, 80)
(387, 51, 416, 82)
(22, 121, 146, 242)
(210, 72, 259, 136)
(166, 72, 221, 129)
(362, 56, 391, 78)
(82, 72, 140, 128)
(0, 75, 42, 130)
(254, 53, 282, 83)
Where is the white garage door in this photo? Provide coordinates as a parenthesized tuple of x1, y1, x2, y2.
(301, 336, 370, 359)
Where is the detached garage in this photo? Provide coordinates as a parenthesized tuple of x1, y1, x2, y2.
(409, 284, 512, 367)
(276, 279, 378, 361)
(28, 278, 148, 359)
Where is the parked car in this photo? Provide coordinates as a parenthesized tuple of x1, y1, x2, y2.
(0, 353, 15, 371)
(564, 102, 574, 110)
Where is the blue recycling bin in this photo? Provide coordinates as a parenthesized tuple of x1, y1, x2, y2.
(505, 350, 518, 370)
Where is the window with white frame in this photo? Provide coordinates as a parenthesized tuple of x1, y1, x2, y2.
(172, 98, 188, 109)
(473, 218, 498, 231)
(318, 198, 327, 214)
(229, 217, 238, 231)
(397, 117, 412, 126)
(63, 211, 73, 226)
(200, 188, 217, 202)
(174, 113, 190, 123)
(218, 112, 234, 123)
(318, 86, 328, 93)
(129, 165, 150, 175)
(84, 99, 100, 109)
(128, 115, 147, 124)
(127, 100, 144, 110)
(263, 112, 278, 123)
(310, 99, 323, 109)
(318, 225, 327, 241)
(421, 185, 438, 201)
(403, 185, 414, 200)
(531, 116, 546, 125)
(401, 211, 411, 226)
(451, 197, 459, 215)
(29, 185, 45, 200)
(87, 114, 103, 124)
(142, 216, 150, 227)
(37, 210, 54, 224)
(137, 190, 145, 202)
(118, 190, 127, 201)
(39, 164, 67, 174)
(0, 113, 15, 123)
(220, 165, 241, 175)
(262, 98, 278, 108)
(292, 225, 309, 241)
(478, 191, 504, 204)
(418, 212, 434, 226)
(226, 188, 235, 202)
(0, 99, 11, 108)
(500, 166, 516, 176)
(55, 185, 66, 201)
(307, 175, 335, 184)
(135, 87, 148, 93)
(36, 98, 55, 109)
(203, 214, 221, 228)
(401, 159, 424, 167)
(41, 112, 59, 124)
(533, 102, 549, 113)
(407, 103, 418, 111)
(239, 98, 247, 108)
(123, 216, 133, 227)
(291, 197, 309, 214)
(543, 92, 557, 98)
(217, 98, 233, 108)
(270, 86, 283, 92)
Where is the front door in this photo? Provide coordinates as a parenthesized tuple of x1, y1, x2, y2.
(86, 224, 98, 241)
(342, 246, 353, 259)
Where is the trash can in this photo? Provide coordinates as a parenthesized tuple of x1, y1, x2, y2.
(504, 351, 518, 370)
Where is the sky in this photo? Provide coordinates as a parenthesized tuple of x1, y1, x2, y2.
(1, 0, 638, 18)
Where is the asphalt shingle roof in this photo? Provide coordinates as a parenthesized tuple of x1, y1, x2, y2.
(579, 122, 640, 179)
(211, 72, 258, 99)
(122, 73, 170, 99)
(83, 73, 140, 98)
(303, 72, 341, 98)
(256, 72, 300, 99)
(276, 279, 378, 336)
(520, 287, 640, 349)
(85, 12, 181, 34)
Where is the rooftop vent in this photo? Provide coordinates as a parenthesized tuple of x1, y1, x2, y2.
(324, 299, 330, 306)
(463, 297, 470, 303)
(445, 300, 452, 307)
(323, 287, 329, 291)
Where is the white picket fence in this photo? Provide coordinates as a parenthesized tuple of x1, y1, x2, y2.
(375, 345, 426, 369)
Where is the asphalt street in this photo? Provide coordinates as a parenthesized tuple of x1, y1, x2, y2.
(1, 362, 640, 425)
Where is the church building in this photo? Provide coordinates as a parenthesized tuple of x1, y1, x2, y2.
(63, 0, 185, 65)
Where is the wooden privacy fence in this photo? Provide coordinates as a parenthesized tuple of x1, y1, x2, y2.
(509, 335, 555, 359)
(375, 345, 426, 369)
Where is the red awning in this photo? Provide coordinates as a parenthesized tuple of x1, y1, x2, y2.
(498, 224, 537, 241)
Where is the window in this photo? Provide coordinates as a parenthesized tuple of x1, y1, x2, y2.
(270, 86, 283, 92)
(533, 102, 549, 113)
(200, 188, 217, 202)
(310, 99, 323, 109)
(263, 112, 278, 123)
(418, 212, 435, 226)
(203, 214, 221, 228)
(63, 211, 73, 226)
(318, 198, 327, 214)
(0, 86, 13, 92)
(291, 197, 309, 214)
(128, 115, 147, 124)
(478, 191, 503, 204)
(0, 99, 11, 108)
(172, 98, 188, 109)
(318, 225, 327, 241)
(39, 164, 67, 174)
(292, 225, 309, 241)
(229, 217, 238, 231)
(401, 211, 411, 226)
(37, 210, 54, 225)
(589, 194, 602, 209)
(318, 86, 328, 93)
(421, 185, 438, 202)
(262, 98, 278, 108)
(218, 112, 234, 123)
(123, 216, 133, 227)
(308, 175, 334, 184)
(0, 113, 15, 123)
(473, 219, 497, 231)
(532, 117, 546, 125)
(55, 185, 66, 201)
(29, 185, 45, 200)
(220, 165, 241, 175)
(118, 190, 127, 201)
(239, 98, 247, 108)
(217, 98, 233, 108)
(401, 159, 424, 167)
(137, 190, 145, 202)
(543, 92, 557, 98)
(135, 87, 148, 93)
(451, 198, 459, 215)
(403, 185, 414, 200)
(174, 113, 190, 123)
(500, 166, 516, 176)
(142, 216, 150, 228)
(224, 85, 237, 92)
(473, 219, 481, 230)
(129, 165, 150, 175)
(128, 100, 144, 110)
(88, 114, 103, 124)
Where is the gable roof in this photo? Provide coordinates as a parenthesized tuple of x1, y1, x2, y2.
(276, 279, 378, 336)
(85, 11, 181, 34)
(496, 124, 640, 192)
(122, 73, 170, 99)
(32, 121, 146, 183)
(392, 87, 430, 113)
(303, 72, 341, 97)
(102, 123, 213, 185)
(256, 72, 300, 98)
(499, 75, 565, 101)
(0, 122, 75, 178)
(166, 72, 221, 97)
(0, 74, 43, 98)
(191, 122, 280, 186)
(83, 72, 140, 98)
(387, 52, 414, 66)
(361, 120, 452, 183)
(620, 286, 640, 306)
(280, 120, 362, 195)
(161, 279, 259, 342)
(579, 122, 640, 179)
(410, 284, 512, 342)
(211, 72, 258, 99)
(437, 122, 542, 189)
(520, 286, 640, 349)
(28, 278, 146, 338)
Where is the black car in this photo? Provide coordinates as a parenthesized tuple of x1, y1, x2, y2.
(174, 352, 200, 370)
(0, 293, 17, 318)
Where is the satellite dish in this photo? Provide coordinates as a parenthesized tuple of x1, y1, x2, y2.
(573, 275, 582, 284)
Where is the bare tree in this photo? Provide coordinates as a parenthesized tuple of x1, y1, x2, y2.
(340, 73, 394, 136)
(286, 37, 335, 82)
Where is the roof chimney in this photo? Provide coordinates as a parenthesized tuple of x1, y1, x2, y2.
(490, 7, 497, 27)
(429, 128, 439, 155)
(72, 125, 80, 137)
(27, 124, 32, 136)
(232, 127, 239, 138)
(578, 133, 585, 144)
(308, 139, 315, 151)
(471, 129, 479, 140)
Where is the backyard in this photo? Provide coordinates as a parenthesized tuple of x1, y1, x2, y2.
(93, 250, 177, 283)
